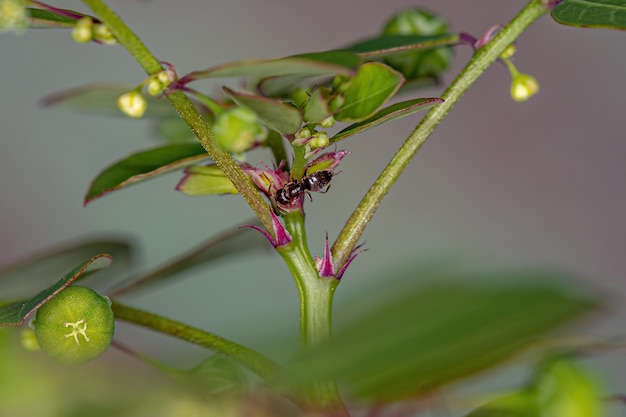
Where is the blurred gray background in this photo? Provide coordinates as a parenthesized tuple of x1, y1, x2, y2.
(1, 0, 624, 408)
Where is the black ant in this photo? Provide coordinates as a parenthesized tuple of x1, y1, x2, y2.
(275, 170, 334, 206)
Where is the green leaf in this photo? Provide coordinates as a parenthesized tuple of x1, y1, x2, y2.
(551, 0, 626, 30)
(466, 356, 604, 417)
(257, 74, 324, 97)
(176, 165, 239, 196)
(108, 219, 268, 297)
(302, 88, 333, 123)
(286, 271, 599, 401)
(41, 84, 182, 118)
(181, 51, 358, 82)
(331, 97, 443, 143)
(343, 34, 459, 59)
(0, 240, 132, 300)
(530, 356, 604, 417)
(0, 254, 113, 327)
(223, 87, 303, 134)
(85, 143, 209, 204)
(27, 8, 82, 28)
(334, 63, 405, 122)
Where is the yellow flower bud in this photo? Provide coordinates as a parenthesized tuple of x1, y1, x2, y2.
(310, 132, 329, 149)
(500, 44, 517, 60)
(93, 23, 117, 45)
(0, 0, 28, 33)
(146, 78, 164, 96)
(320, 116, 335, 129)
(71, 16, 93, 44)
(511, 73, 540, 102)
(117, 90, 147, 118)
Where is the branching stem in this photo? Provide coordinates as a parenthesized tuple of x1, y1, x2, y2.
(331, 0, 548, 272)
(82, 0, 275, 236)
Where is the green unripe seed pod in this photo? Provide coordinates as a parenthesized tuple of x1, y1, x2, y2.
(382, 8, 453, 80)
(213, 107, 267, 154)
(34, 286, 114, 364)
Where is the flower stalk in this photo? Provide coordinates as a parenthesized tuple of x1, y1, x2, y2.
(111, 301, 283, 383)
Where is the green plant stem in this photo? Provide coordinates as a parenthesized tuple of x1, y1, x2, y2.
(82, 0, 274, 236)
(277, 212, 345, 413)
(111, 300, 282, 382)
(331, 0, 548, 272)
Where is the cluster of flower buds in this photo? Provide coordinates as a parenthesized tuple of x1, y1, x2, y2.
(71, 16, 116, 45)
(291, 127, 330, 159)
(116, 65, 177, 118)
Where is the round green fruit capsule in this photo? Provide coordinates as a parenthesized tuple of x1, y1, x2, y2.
(34, 286, 114, 364)
(382, 8, 453, 80)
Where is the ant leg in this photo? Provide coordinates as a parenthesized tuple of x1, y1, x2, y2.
(318, 184, 332, 194)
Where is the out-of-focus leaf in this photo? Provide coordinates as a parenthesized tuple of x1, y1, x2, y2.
(343, 34, 459, 59)
(173, 355, 251, 400)
(334, 63, 405, 122)
(85, 143, 209, 204)
(223, 87, 302, 134)
(331, 97, 443, 143)
(41, 84, 183, 118)
(466, 391, 539, 417)
(152, 118, 196, 142)
(27, 7, 82, 28)
(286, 271, 600, 401)
(466, 356, 604, 417)
(0, 240, 132, 300)
(0, 254, 113, 327)
(551, 0, 626, 31)
(180, 51, 358, 83)
(108, 219, 268, 297)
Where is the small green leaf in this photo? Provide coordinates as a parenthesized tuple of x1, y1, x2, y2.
(223, 87, 303, 134)
(331, 97, 443, 143)
(181, 51, 358, 82)
(286, 271, 599, 401)
(41, 84, 182, 118)
(334, 63, 405, 122)
(27, 8, 82, 28)
(176, 165, 239, 196)
(551, 0, 626, 30)
(85, 143, 209, 204)
(0, 254, 113, 327)
(343, 34, 459, 59)
(108, 219, 268, 297)
(302, 88, 333, 123)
